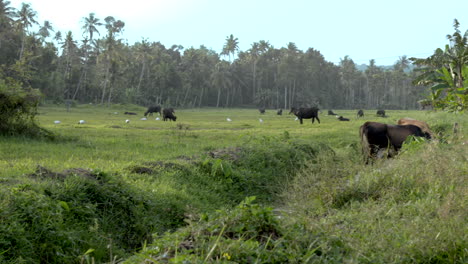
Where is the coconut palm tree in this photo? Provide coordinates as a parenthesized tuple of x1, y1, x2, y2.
(82, 13, 102, 42)
(15, 3, 38, 59)
(38, 20, 54, 43)
(0, 0, 15, 26)
(221, 34, 238, 63)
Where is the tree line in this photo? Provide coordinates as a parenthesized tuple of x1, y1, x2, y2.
(3, 1, 465, 111)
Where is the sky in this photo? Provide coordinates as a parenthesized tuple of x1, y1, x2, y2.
(8, 0, 468, 65)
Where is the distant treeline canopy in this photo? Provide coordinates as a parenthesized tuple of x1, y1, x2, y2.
(1, 2, 431, 109)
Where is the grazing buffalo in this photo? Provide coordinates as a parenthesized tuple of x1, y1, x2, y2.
(259, 108, 266, 114)
(397, 118, 433, 139)
(337, 116, 350, 121)
(124, 112, 137, 115)
(144, 105, 162, 117)
(328, 110, 337, 115)
(357, 109, 364, 118)
(360, 121, 430, 163)
(277, 109, 283, 115)
(376, 109, 387, 117)
(290, 107, 320, 124)
(162, 108, 177, 121)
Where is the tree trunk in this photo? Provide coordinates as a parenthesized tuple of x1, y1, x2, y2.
(284, 86, 287, 110)
(101, 64, 110, 104)
(216, 86, 221, 108)
(136, 61, 146, 97)
(198, 86, 204, 108)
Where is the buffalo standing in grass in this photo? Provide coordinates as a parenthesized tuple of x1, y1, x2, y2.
(357, 109, 364, 118)
(290, 107, 320, 124)
(144, 105, 162, 117)
(277, 109, 283, 115)
(259, 108, 266, 114)
(376, 109, 387, 117)
(360, 121, 430, 163)
(162, 108, 176, 121)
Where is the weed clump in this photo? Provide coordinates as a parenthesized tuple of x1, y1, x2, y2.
(124, 197, 342, 263)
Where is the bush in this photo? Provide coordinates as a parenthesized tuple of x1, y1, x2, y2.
(0, 170, 187, 263)
(0, 80, 51, 138)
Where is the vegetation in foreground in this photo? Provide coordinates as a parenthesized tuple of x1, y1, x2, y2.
(0, 105, 466, 263)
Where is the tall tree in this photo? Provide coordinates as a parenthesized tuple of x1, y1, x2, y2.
(72, 13, 102, 101)
(100, 16, 125, 105)
(82, 13, 102, 42)
(14, 3, 38, 60)
(38, 20, 54, 43)
(221, 34, 239, 63)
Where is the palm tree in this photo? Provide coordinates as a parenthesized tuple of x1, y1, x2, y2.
(61, 31, 78, 99)
(249, 42, 260, 99)
(211, 61, 232, 107)
(101, 16, 125, 105)
(0, 0, 15, 53)
(38, 20, 54, 43)
(0, 0, 15, 26)
(82, 13, 102, 42)
(72, 14, 102, 101)
(221, 34, 238, 63)
(15, 3, 38, 59)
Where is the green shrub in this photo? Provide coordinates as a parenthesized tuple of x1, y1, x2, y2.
(0, 80, 52, 138)
(0, 171, 187, 263)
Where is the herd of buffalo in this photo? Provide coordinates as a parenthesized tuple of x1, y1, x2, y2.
(130, 105, 433, 163)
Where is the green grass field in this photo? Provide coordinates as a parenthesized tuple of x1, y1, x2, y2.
(0, 105, 466, 263)
(1, 105, 459, 176)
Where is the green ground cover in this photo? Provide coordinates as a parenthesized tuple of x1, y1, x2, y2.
(0, 105, 466, 263)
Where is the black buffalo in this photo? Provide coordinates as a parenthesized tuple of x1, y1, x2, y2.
(376, 109, 386, 117)
(360, 121, 430, 163)
(337, 116, 350, 121)
(144, 105, 162, 117)
(328, 110, 337, 115)
(277, 109, 283, 115)
(357, 109, 364, 118)
(290, 107, 320, 124)
(162, 108, 177, 121)
(124, 112, 137, 115)
(259, 108, 266, 114)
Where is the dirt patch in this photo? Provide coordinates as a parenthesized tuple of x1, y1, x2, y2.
(127, 161, 190, 175)
(28, 165, 98, 181)
(135, 127, 163, 130)
(128, 166, 155, 174)
(207, 147, 243, 161)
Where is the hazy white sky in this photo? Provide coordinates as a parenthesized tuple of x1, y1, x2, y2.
(9, 0, 468, 65)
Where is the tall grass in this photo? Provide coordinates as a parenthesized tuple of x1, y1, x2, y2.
(283, 134, 467, 262)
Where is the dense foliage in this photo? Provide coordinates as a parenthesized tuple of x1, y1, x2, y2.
(1, 0, 430, 110)
(411, 19, 468, 112)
